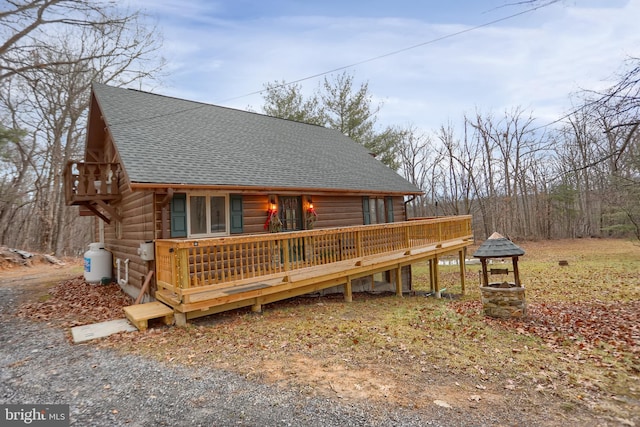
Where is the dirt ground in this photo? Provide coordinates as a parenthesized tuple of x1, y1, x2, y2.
(4, 240, 639, 426)
(0, 261, 83, 301)
(3, 272, 556, 426)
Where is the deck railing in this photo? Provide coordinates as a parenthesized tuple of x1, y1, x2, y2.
(64, 161, 121, 204)
(155, 216, 472, 293)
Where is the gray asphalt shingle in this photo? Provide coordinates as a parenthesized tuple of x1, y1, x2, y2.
(472, 232, 525, 258)
(92, 83, 421, 194)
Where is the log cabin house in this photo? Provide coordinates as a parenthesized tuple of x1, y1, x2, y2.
(64, 83, 473, 327)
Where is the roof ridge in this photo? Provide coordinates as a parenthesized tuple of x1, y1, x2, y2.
(93, 82, 330, 130)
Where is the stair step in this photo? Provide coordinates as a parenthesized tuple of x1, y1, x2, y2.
(123, 301, 174, 331)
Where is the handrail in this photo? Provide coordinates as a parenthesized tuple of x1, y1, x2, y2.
(155, 216, 472, 293)
(64, 161, 121, 202)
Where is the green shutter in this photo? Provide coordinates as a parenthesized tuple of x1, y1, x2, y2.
(170, 193, 187, 237)
(385, 197, 394, 223)
(362, 197, 371, 225)
(230, 194, 243, 234)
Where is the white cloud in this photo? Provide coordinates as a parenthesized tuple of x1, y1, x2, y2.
(132, 0, 640, 132)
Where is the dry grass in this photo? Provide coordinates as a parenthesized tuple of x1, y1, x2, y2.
(17, 238, 640, 425)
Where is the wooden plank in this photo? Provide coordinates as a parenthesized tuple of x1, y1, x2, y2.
(123, 301, 174, 331)
(344, 277, 352, 302)
(156, 290, 181, 307)
(395, 265, 403, 297)
(459, 248, 466, 296)
(433, 255, 440, 298)
(256, 276, 347, 305)
(185, 299, 256, 320)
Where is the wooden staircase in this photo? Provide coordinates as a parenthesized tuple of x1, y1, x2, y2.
(123, 301, 174, 331)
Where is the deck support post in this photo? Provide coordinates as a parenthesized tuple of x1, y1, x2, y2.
(175, 312, 187, 327)
(395, 265, 403, 297)
(433, 255, 441, 298)
(251, 303, 262, 313)
(428, 259, 435, 293)
(344, 277, 352, 302)
(459, 248, 466, 295)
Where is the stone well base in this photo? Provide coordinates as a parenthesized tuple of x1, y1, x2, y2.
(480, 285, 526, 318)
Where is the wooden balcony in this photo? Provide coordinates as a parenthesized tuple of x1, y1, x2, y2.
(64, 161, 122, 223)
(155, 216, 474, 324)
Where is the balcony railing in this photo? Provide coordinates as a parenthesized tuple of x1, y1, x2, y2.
(64, 161, 121, 204)
(155, 216, 473, 294)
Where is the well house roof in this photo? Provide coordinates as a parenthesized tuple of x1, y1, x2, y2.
(91, 83, 422, 195)
(472, 232, 526, 258)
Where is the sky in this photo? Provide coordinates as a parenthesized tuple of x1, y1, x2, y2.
(130, 0, 640, 134)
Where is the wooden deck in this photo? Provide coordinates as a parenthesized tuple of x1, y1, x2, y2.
(154, 216, 473, 325)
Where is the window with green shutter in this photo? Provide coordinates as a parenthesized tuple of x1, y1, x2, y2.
(186, 192, 229, 237)
(171, 192, 240, 237)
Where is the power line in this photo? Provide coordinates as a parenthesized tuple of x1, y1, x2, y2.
(110, 1, 561, 128)
(219, 0, 561, 103)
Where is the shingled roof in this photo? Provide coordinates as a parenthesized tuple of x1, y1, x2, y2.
(91, 83, 421, 195)
(472, 232, 525, 258)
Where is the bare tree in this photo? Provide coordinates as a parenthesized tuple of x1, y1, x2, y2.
(0, 2, 164, 253)
(466, 108, 543, 238)
(0, 0, 141, 80)
(396, 126, 433, 217)
(548, 58, 640, 240)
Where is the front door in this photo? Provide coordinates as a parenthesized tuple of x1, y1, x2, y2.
(279, 196, 302, 231)
(279, 196, 304, 262)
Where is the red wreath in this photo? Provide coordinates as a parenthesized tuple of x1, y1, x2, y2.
(306, 206, 318, 229)
(264, 208, 282, 232)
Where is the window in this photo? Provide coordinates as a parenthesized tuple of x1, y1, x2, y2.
(171, 193, 242, 238)
(363, 196, 395, 225)
(187, 193, 228, 237)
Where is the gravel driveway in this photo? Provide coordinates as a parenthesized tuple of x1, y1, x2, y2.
(0, 284, 485, 427)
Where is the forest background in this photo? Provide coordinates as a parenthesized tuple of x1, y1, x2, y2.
(0, 0, 638, 256)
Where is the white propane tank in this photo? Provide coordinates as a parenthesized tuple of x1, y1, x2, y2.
(84, 242, 112, 284)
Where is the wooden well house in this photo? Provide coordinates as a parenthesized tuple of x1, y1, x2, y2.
(64, 83, 474, 328)
(473, 232, 526, 318)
